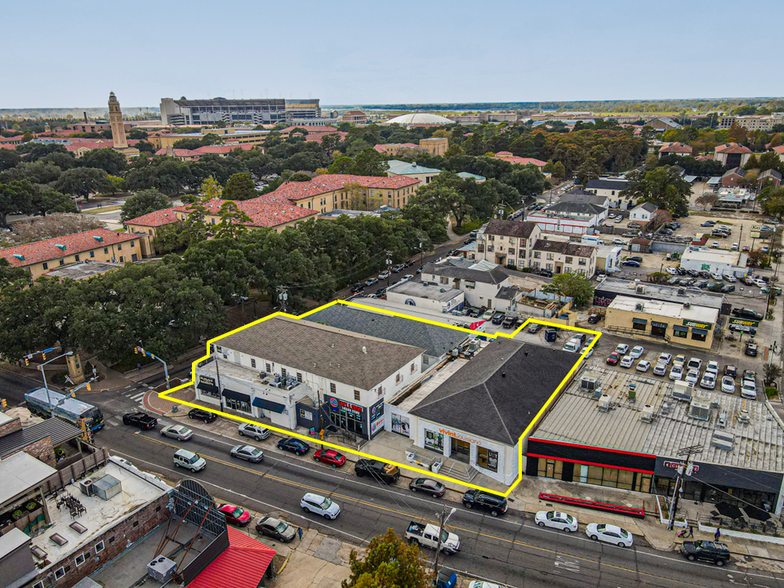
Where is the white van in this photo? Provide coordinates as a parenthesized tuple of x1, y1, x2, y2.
(581, 235, 604, 246)
(174, 449, 206, 472)
(562, 338, 581, 353)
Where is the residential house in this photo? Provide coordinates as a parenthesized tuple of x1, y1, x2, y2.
(476, 219, 541, 269)
(629, 202, 657, 223)
(759, 169, 782, 188)
(530, 239, 597, 277)
(714, 143, 752, 168)
(420, 258, 511, 309)
(594, 245, 623, 274)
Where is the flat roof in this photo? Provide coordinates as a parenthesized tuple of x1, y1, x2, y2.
(533, 366, 784, 473)
(0, 453, 57, 506)
(0, 528, 29, 559)
(682, 247, 745, 265)
(596, 277, 725, 310)
(609, 295, 719, 324)
(32, 458, 170, 569)
(388, 281, 463, 302)
(46, 260, 122, 280)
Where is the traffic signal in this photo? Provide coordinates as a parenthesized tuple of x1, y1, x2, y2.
(86, 383, 91, 391)
(134, 347, 138, 354)
(42, 352, 46, 360)
(1, 399, 7, 410)
(24, 357, 29, 366)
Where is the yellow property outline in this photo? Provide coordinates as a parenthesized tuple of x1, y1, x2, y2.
(159, 299, 601, 497)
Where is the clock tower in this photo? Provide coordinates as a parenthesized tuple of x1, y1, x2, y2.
(108, 91, 128, 149)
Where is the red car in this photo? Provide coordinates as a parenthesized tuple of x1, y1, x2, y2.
(606, 352, 620, 366)
(313, 449, 347, 468)
(218, 503, 251, 527)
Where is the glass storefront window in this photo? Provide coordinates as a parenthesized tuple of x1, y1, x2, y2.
(477, 447, 498, 472)
(226, 398, 251, 413)
(537, 459, 563, 479)
(673, 326, 688, 338)
(424, 429, 444, 452)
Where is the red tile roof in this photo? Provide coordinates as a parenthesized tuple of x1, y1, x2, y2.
(715, 142, 752, 154)
(267, 174, 420, 201)
(304, 131, 347, 144)
(0, 228, 141, 267)
(0, 135, 24, 143)
(187, 527, 276, 588)
(659, 142, 693, 154)
(124, 207, 182, 227)
(280, 125, 339, 134)
(492, 152, 547, 167)
(773, 145, 784, 155)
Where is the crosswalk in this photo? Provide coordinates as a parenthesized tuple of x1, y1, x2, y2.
(119, 383, 153, 406)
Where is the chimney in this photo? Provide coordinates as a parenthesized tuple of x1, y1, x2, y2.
(83, 111, 88, 123)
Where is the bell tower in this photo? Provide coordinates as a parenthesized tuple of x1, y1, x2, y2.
(108, 91, 128, 149)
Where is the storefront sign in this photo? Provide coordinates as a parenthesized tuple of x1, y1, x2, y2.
(329, 397, 339, 410)
(438, 428, 483, 447)
(390, 411, 410, 436)
(198, 375, 216, 387)
(729, 317, 760, 327)
(370, 417, 384, 436)
(683, 320, 711, 329)
(662, 460, 699, 473)
(651, 321, 668, 329)
(370, 399, 384, 421)
(339, 400, 363, 413)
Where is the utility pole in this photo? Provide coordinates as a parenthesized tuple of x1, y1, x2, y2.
(667, 445, 703, 530)
(419, 242, 424, 269)
(386, 252, 393, 288)
(278, 287, 288, 313)
(432, 506, 456, 587)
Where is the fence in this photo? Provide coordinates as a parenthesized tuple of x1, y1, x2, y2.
(42, 447, 110, 495)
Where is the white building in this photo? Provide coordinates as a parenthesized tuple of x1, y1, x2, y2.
(476, 219, 542, 268)
(526, 201, 607, 236)
(421, 258, 511, 309)
(386, 280, 465, 313)
(680, 247, 749, 277)
(595, 245, 623, 274)
(585, 178, 630, 209)
(629, 202, 657, 223)
(385, 160, 441, 185)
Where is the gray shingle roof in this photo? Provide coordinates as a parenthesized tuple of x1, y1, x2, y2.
(545, 201, 606, 215)
(723, 167, 746, 178)
(216, 316, 425, 390)
(585, 179, 629, 191)
(484, 219, 539, 239)
(410, 340, 576, 445)
(559, 191, 610, 207)
(0, 418, 82, 458)
(422, 259, 509, 284)
(634, 202, 657, 213)
(531, 239, 595, 258)
(303, 304, 469, 358)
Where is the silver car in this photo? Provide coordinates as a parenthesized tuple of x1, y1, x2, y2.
(238, 422, 271, 441)
(160, 424, 193, 441)
(230, 444, 264, 463)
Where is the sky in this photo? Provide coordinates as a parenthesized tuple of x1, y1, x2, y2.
(2, 0, 783, 109)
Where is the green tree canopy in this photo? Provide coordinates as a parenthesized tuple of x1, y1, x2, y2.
(79, 148, 127, 176)
(342, 528, 431, 588)
(621, 166, 691, 217)
(121, 189, 171, 222)
(542, 273, 595, 308)
(55, 167, 111, 200)
(222, 172, 257, 201)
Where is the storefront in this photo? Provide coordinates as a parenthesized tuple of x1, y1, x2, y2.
(323, 394, 385, 440)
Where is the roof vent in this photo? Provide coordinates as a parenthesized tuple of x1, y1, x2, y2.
(635, 302, 644, 312)
(683, 303, 691, 309)
(12, 254, 24, 261)
(55, 244, 66, 251)
(640, 404, 654, 423)
(361, 346, 367, 354)
(92, 235, 104, 243)
(677, 288, 686, 296)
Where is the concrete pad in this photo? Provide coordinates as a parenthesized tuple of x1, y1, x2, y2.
(313, 536, 343, 565)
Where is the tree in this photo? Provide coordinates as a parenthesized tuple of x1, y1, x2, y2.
(747, 249, 770, 268)
(121, 189, 171, 222)
(79, 148, 127, 175)
(647, 272, 669, 284)
(575, 159, 602, 185)
(763, 363, 782, 387)
(621, 166, 691, 217)
(214, 201, 252, 240)
(345, 182, 381, 211)
(222, 172, 257, 201)
(342, 528, 430, 588)
(127, 128, 148, 140)
(542, 273, 595, 308)
(352, 148, 388, 176)
(177, 239, 257, 304)
(0, 179, 36, 227)
(55, 167, 110, 200)
(31, 189, 78, 216)
(0, 258, 29, 290)
(0, 149, 21, 172)
(152, 221, 189, 254)
(695, 193, 718, 209)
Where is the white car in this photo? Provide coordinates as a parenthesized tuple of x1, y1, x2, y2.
(741, 381, 757, 400)
(629, 346, 645, 359)
(160, 425, 193, 441)
(657, 353, 672, 365)
(535, 510, 578, 532)
(586, 523, 633, 547)
(721, 376, 735, 394)
(378, 271, 390, 279)
(615, 343, 629, 355)
(636, 360, 651, 373)
(673, 354, 686, 367)
(653, 362, 668, 376)
(724, 274, 737, 283)
(300, 493, 341, 520)
(665, 267, 678, 275)
(686, 358, 702, 372)
(685, 369, 700, 384)
(700, 373, 716, 390)
(669, 365, 684, 381)
(705, 361, 719, 376)
(756, 279, 767, 288)
(468, 582, 502, 588)
(620, 355, 634, 368)
(403, 274, 414, 280)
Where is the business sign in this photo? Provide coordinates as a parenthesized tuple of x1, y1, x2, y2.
(329, 397, 339, 410)
(370, 417, 384, 436)
(370, 399, 384, 421)
(198, 375, 216, 387)
(651, 321, 668, 329)
(662, 460, 700, 474)
(438, 427, 484, 447)
(683, 320, 711, 329)
(729, 317, 760, 327)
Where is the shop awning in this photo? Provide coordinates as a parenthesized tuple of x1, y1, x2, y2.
(252, 398, 286, 413)
(197, 382, 219, 394)
(222, 388, 251, 403)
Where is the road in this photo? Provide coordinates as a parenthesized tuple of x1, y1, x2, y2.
(1, 367, 778, 588)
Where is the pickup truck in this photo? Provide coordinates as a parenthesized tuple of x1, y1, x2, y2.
(405, 521, 460, 554)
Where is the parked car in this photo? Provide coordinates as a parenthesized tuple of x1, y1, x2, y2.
(586, 523, 633, 547)
(350, 283, 365, 293)
(741, 380, 757, 400)
(606, 352, 620, 366)
(657, 353, 672, 365)
(732, 308, 763, 320)
(173, 449, 206, 472)
(686, 358, 702, 372)
(620, 355, 634, 368)
(685, 369, 700, 385)
(313, 449, 347, 468)
(462, 489, 508, 517)
(230, 444, 264, 463)
(666, 267, 678, 275)
(673, 354, 686, 367)
(468, 307, 483, 318)
(721, 376, 735, 394)
(393, 264, 406, 272)
(730, 323, 757, 335)
(653, 362, 668, 376)
(705, 361, 719, 376)
(681, 540, 730, 566)
(160, 424, 193, 441)
(365, 277, 378, 286)
(355, 459, 400, 484)
(622, 260, 641, 267)
(629, 346, 644, 359)
(528, 322, 543, 333)
(491, 312, 506, 325)
(724, 365, 737, 378)
(256, 516, 297, 542)
(669, 364, 685, 381)
(238, 422, 271, 440)
(188, 408, 218, 423)
(123, 411, 157, 430)
(277, 437, 311, 455)
(615, 344, 629, 355)
(405, 521, 460, 554)
(636, 360, 651, 373)
(563, 338, 582, 353)
(409, 478, 446, 497)
(535, 510, 578, 532)
(218, 503, 252, 526)
(300, 493, 340, 520)
(502, 315, 518, 329)
(700, 373, 716, 390)
(481, 309, 495, 321)
(587, 313, 601, 324)
(745, 341, 758, 357)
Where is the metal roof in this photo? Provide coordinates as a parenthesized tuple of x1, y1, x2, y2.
(0, 453, 56, 506)
(0, 418, 82, 459)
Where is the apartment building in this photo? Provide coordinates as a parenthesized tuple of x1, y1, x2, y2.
(530, 239, 597, 277)
(476, 219, 541, 268)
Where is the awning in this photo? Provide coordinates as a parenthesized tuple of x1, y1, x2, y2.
(252, 398, 286, 413)
(632, 318, 647, 325)
(222, 388, 251, 403)
(692, 328, 709, 336)
(197, 382, 219, 394)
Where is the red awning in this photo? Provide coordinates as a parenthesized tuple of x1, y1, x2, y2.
(187, 527, 276, 588)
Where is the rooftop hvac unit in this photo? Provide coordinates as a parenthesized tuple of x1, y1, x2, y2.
(738, 409, 750, 424)
(640, 404, 655, 423)
(635, 285, 646, 294)
(635, 302, 644, 312)
(79, 479, 94, 497)
(147, 556, 177, 584)
(688, 397, 711, 421)
(92, 475, 122, 501)
(683, 303, 691, 309)
(717, 412, 727, 428)
(672, 380, 694, 402)
(711, 431, 734, 451)
(579, 374, 600, 394)
(677, 288, 686, 296)
(598, 394, 611, 411)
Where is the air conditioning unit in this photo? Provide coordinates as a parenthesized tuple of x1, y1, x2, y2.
(92, 474, 122, 501)
(640, 404, 654, 423)
(598, 394, 611, 411)
(683, 303, 691, 309)
(635, 285, 646, 294)
(79, 479, 94, 497)
(711, 431, 734, 451)
(672, 380, 694, 402)
(147, 556, 177, 583)
(688, 396, 711, 421)
(635, 303, 644, 312)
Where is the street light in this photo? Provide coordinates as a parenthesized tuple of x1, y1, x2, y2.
(432, 507, 457, 586)
(40, 351, 74, 407)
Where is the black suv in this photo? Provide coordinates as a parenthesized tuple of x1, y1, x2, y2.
(462, 489, 508, 517)
(355, 459, 400, 484)
(732, 307, 763, 320)
(188, 408, 218, 423)
(681, 540, 730, 566)
(122, 411, 157, 430)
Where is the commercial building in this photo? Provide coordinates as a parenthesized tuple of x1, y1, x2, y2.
(150, 128, 268, 150)
(527, 201, 608, 235)
(529, 367, 784, 515)
(419, 137, 449, 156)
(530, 239, 597, 277)
(680, 246, 748, 277)
(594, 277, 728, 313)
(0, 229, 149, 280)
(584, 178, 629, 208)
(385, 160, 441, 185)
(159, 97, 320, 126)
(714, 143, 753, 168)
(648, 117, 682, 131)
(386, 280, 465, 314)
(718, 113, 784, 132)
(421, 258, 511, 309)
(476, 219, 541, 268)
(604, 295, 719, 350)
